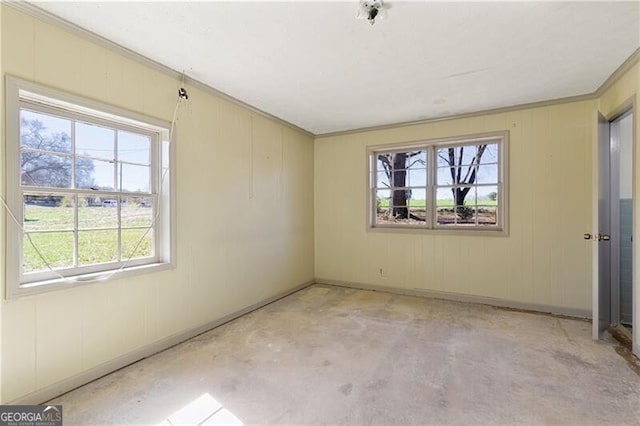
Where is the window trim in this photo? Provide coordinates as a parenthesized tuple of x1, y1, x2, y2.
(366, 131, 509, 236)
(5, 76, 176, 299)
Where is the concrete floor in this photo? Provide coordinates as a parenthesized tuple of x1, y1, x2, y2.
(50, 284, 640, 425)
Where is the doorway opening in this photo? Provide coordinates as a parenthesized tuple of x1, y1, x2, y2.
(611, 110, 634, 336)
(595, 107, 635, 354)
(596, 105, 640, 357)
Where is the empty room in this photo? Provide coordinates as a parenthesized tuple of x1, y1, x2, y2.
(1, 0, 640, 425)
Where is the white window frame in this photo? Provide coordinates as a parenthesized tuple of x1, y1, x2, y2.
(5, 77, 175, 298)
(367, 131, 509, 235)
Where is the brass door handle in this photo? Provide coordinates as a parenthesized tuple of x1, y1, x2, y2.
(584, 233, 593, 240)
(598, 234, 611, 241)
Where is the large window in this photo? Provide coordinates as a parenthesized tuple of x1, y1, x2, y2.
(368, 132, 508, 233)
(5, 78, 174, 296)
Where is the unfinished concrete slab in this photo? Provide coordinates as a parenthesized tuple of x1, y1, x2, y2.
(50, 284, 640, 425)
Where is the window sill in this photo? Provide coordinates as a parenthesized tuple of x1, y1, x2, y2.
(6, 262, 174, 300)
(368, 225, 509, 237)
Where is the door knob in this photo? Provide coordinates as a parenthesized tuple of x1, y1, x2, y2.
(584, 233, 593, 240)
(598, 234, 611, 241)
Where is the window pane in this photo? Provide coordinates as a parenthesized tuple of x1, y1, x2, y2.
(407, 188, 426, 204)
(455, 205, 477, 225)
(122, 197, 154, 227)
(476, 163, 498, 184)
(78, 230, 118, 265)
(375, 189, 391, 211)
(437, 164, 487, 186)
(119, 163, 150, 193)
(436, 188, 455, 225)
(118, 130, 150, 165)
(77, 158, 115, 191)
(437, 206, 479, 226)
(478, 185, 499, 205)
(457, 186, 477, 206)
(375, 189, 391, 200)
(437, 145, 485, 167)
(376, 150, 428, 189)
(376, 185, 426, 226)
(23, 231, 74, 273)
(407, 168, 426, 187)
(376, 208, 425, 226)
(437, 147, 466, 167)
(76, 122, 115, 160)
(436, 148, 451, 167)
(409, 206, 427, 222)
(377, 151, 425, 173)
(376, 171, 390, 188)
(477, 206, 498, 226)
(407, 151, 427, 168)
(437, 167, 455, 185)
(389, 169, 408, 187)
(24, 194, 74, 231)
(20, 109, 71, 153)
(78, 196, 118, 229)
(21, 151, 72, 188)
(436, 188, 454, 207)
(122, 228, 153, 260)
(391, 189, 412, 207)
(376, 155, 390, 172)
(436, 207, 455, 225)
(467, 145, 484, 164)
(480, 143, 499, 164)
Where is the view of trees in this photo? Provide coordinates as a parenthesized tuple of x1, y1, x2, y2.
(439, 144, 487, 208)
(18, 112, 156, 273)
(21, 117, 95, 190)
(377, 151, 425, 220)
(376, 143, 493, 224)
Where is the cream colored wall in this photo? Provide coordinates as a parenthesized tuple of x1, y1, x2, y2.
(599, 62, 639, 118)
(315, 100, 595, 312)
(1, 5, 314, 403)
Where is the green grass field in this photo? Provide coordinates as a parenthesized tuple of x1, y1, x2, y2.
(23, 204, 153, 273)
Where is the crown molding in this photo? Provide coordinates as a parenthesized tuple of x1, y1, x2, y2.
(595, 47, 640, 97)
(315, 92, 596, 138)
(3, 0, 315, 138)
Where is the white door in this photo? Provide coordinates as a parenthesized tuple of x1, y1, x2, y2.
(593, 111, 611, 339)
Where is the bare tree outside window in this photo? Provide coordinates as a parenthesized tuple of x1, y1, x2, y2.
(370, 136, 503, 230)
(375, 150, 426, 224)
(20, 116, 95, 203)
(18, 109, 156, 274)
(439, 144, 486, 221)
(435, 143, 499, 226)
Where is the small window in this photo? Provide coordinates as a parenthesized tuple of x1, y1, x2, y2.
(369, 132, 507, 233)
(373, 149, 428, 226)
(5, 77, 174, 297)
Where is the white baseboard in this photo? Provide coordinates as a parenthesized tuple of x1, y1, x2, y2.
(315, 278, 592, 319)
(8, 280, 314, 405)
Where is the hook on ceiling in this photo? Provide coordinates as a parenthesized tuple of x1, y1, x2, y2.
(356, 0, 388, 26)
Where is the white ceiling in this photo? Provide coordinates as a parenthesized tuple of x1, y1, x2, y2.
(31, 1, 640, 135)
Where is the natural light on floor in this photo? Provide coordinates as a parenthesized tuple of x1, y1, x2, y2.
(158, 393, 243, 426)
